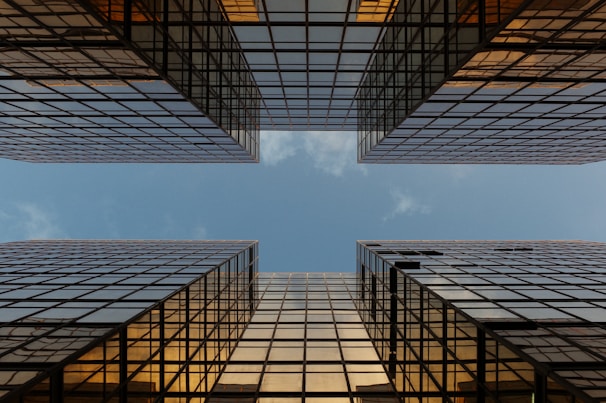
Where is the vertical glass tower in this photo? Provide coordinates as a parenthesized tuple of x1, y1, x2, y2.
(358, 240, 606, 402)
(3, 240, 606, 401)
(208, 272, 401, 401)
(0, 240, 258, 402)
(4, 0, 606, 163)
(357, 0, 606, 163)
(0, 0, 259, 162)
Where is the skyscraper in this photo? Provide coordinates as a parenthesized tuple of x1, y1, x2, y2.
(3, 0, 606, 163)
(358, 240, 606, 402)
(3, 239, 606, 401)
(209, 272, 401, 401)
(0, 240, 403, 402)
(0, 240, 258, 402)
(358, 0, 606, 164)
(0, 0, 259, 162)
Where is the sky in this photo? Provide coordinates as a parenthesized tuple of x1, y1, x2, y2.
(2, 130, 606, 272)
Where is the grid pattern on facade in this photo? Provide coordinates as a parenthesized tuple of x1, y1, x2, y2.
(357, 0, 486, 155)
(208, 272, 401, 401)
(5, 0, 606, 164)
(359, 0, 606, 164)
(231, 0, 387, 130)
(0, 0, 259, 162)
(0, 239, 258, 402)
(357, 240, 606, 402)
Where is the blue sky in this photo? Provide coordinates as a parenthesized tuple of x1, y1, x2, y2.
(1, 130, 606, 272)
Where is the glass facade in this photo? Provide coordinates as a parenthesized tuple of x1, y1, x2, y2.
(4, 240, 606, 401)
(3, 0, 606, 163)
(0, 239, 258, 402)
(0, 0, 259, 162)
(230, 0, 384, 131)
(358, 240, 606, 402)
(0, 244, 405, 402)
(357, 0, 490, 158)
(359, 0, 606, 163)
(208, 272, 401, 401)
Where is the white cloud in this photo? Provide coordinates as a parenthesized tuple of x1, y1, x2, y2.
(447, 165, 474, 183)
(192, 225, 208, 239)
(15, 202, 65, 239)
(261, 131, 298, 166)
(303, 131, 365, 177)
(383, 190, 430, 221)
(99, 197, 121, 238)
(0, 210, 10, 221)
(261, 130, 365, 177)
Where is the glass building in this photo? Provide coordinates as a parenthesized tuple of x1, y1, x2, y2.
(0, 0, 259, 162)
(0, 239, 258, 402)
(3, 0, 606, 163)
(4, 239, 606, 401)
(209, 272, 401, 402)
(358, 0, 606, 164)
(358, 240, 606, 402)
(0, 241, 403, 402)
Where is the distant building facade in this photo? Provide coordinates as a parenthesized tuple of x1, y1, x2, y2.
(358, 240, 606, 402)
(208, 272, 401, 401)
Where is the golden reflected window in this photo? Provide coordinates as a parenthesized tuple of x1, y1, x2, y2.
(356, 0, 400, 23)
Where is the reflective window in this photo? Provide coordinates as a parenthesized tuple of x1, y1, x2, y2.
(0, 240, 258, 401)
(358, 240, 606, 402)
(211, 273, 400, 400)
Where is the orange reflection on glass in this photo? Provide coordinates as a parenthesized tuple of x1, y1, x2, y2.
(219, 0, 260, 22)
(88, 0, 153, 23)
(458, 0, 525, 25)
(62, 336, 126, 402)
(356, 0, 400, 23)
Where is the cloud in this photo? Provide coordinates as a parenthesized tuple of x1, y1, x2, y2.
(261, 130, 365, 177)
(447, 165, 474, 183)
(383, 190, 430, 221)
(1, 202, 66, 240)
(261, 131, 298, 166)
(99, 197, 121, 238)
(192, 225, 208, 239)
(0, 210, 10, 221)
(302, 131, 364, 177)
